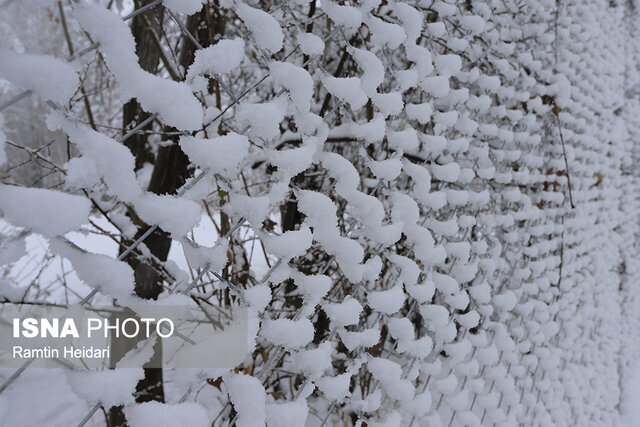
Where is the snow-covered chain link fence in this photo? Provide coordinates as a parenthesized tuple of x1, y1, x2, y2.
(1, 0, 640, 426)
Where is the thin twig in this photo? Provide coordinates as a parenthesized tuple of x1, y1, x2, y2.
(554, 112, 575, 209)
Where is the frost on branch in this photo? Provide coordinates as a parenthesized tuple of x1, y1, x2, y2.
(1, 0, 640, 426)
(74, 4, 203, 131)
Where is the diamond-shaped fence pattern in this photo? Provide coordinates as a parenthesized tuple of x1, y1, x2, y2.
(1, 0, 640, 426)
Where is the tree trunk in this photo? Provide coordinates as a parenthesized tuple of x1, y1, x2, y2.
(108, 5, 223, 426)
(108, 1, 166, 425)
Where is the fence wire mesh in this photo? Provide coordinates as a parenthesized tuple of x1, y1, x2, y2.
(1, 0, 640, 426)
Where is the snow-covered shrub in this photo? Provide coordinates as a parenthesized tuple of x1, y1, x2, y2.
(1, 0, 640, 426)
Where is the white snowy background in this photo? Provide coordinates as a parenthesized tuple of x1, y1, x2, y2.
(1, 0, 640, 426)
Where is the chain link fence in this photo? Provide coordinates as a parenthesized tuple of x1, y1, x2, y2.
(1, 0, 640, 426)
